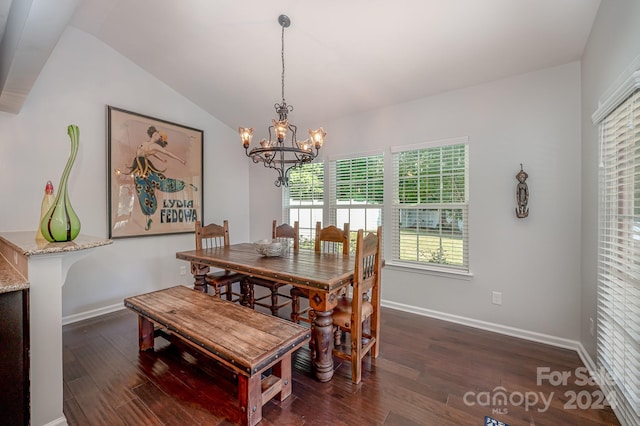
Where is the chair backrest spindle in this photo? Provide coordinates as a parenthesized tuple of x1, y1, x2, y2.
(354, 226, 382, 295)
(314, 222, 350, 255)
(195, 220, 230, 250)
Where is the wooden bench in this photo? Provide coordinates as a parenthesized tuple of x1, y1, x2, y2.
(124, 285, 310, 426)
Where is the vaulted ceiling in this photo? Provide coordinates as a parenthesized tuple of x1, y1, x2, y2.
(0, 0, 600, 130)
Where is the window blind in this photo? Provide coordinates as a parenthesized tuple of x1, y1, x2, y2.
(597, 88, 640, 425)
(391, 137, 469, 273)
(328, 154, 384, 249)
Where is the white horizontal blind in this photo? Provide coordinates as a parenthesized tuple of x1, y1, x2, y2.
(392, 140, 469, 272)
(329, 154, 384, 252)
(284, 162, 324, 249)
(597, 89, 640, 425)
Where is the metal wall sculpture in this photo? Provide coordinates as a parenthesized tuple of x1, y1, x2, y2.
(515, 164, 529, 218)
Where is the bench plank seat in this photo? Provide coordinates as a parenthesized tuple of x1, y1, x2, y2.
(124, 285, 310, 426)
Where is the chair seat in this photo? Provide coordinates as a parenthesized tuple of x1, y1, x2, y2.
(206, 270, 245, 286)
(331, 296, 373, 329)
(291, 287, 309, 297)
(290, 287, 313, 324)
(249, 277, 288, 290)
(205, 270, 247, 303)
(249, 277, 292, 315)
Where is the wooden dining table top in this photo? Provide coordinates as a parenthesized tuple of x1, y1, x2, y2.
(176, 243, 354, 293)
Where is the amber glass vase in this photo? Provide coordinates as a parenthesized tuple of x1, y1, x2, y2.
(40, 125, 81, 242)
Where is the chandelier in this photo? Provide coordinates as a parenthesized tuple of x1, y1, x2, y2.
(239, 14, 326, 187)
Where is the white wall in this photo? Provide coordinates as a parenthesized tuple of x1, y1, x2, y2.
(580, 0, 640, 359)
(250, 62, 583, 341)
(0, 26, 250, 318)
(3, 6, 632, 347)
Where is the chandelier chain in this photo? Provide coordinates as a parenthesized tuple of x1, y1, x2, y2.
(281, 22, 285, 104)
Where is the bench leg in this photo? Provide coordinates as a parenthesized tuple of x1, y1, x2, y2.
(238, 374, 262, 426)
(272, 354, 292, 401)
(138, 316, 155, 351)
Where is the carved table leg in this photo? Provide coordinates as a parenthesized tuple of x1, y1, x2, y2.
(290, 288, 301, 323)
(312, 309, 334, 382)
(190, 263, 209, 293)
(240, 279, 252, 308)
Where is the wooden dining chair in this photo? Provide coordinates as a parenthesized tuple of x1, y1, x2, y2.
(248, 220, 299, 315)
(331, 226, 382, 384)
(194, 220, 246, 302)
(290, 221, 350, 325)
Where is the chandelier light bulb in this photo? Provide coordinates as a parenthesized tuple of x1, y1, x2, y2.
(309, 128, 326, 149)
(239, 127, 254, 148)
(273, 119, 288, 142)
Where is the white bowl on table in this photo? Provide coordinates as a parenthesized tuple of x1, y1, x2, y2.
(254, 239, 289, 257)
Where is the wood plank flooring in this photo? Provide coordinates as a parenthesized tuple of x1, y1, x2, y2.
(62, 295, 621, 425)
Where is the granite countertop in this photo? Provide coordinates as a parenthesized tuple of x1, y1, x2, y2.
(0, 231, 113, 294)
(0, 231, 113, 256)
(0, 258, 28, 293)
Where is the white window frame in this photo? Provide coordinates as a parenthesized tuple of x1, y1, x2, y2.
(283, 162, 324, 250)
(389, 136, 470, 275)
(592, 63, 640, 426)
(328, 151, 384, 252)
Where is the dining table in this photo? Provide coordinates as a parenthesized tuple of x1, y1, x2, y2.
(176, 242, 355, 382)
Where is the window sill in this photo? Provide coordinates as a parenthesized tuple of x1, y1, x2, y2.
(384, 261, 473, 280)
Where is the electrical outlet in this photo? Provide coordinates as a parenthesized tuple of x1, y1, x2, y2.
(492, 291, 502, 305)
(589, 317, 595, 336)
(179, 265, 187, 275)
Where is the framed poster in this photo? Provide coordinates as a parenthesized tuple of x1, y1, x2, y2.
(107, 106, 203, 238)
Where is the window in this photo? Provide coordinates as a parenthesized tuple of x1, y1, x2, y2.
(329, 154, 384, 251)
(596, 88, 640, 424)
(284, 162, 324, 249)
(285, 140, 468, 273)
(391, 137, 469, 273)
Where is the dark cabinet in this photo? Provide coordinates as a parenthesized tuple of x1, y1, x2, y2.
(0, 289, 29, 426)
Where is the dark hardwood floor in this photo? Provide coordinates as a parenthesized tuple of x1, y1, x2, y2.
(62, 292, 620, 425)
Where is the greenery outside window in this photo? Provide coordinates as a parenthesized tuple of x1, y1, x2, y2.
(391, 137, 469, 273)
(329, 153, 384, 251)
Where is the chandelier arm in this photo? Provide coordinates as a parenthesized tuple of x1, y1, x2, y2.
(290, 144, 317, 160)
(275, 157, 287, 187)
(247, 152, 270, 165)
(247, 144, 318, 162)
(288, 123, 298, 146)
(249, 146, 312, 155)
(262, 157, 276, 169)
(283, 162, 303, 185)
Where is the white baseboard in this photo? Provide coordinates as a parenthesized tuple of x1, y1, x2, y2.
(381, 299, 582, 352)
(575, 342, 597, 373)
(62, 303, 126, 326)
(64, 298, 586, 355)
(42, 415, 68, 426)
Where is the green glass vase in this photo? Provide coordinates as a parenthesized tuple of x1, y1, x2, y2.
(40, 125, 81, 242)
